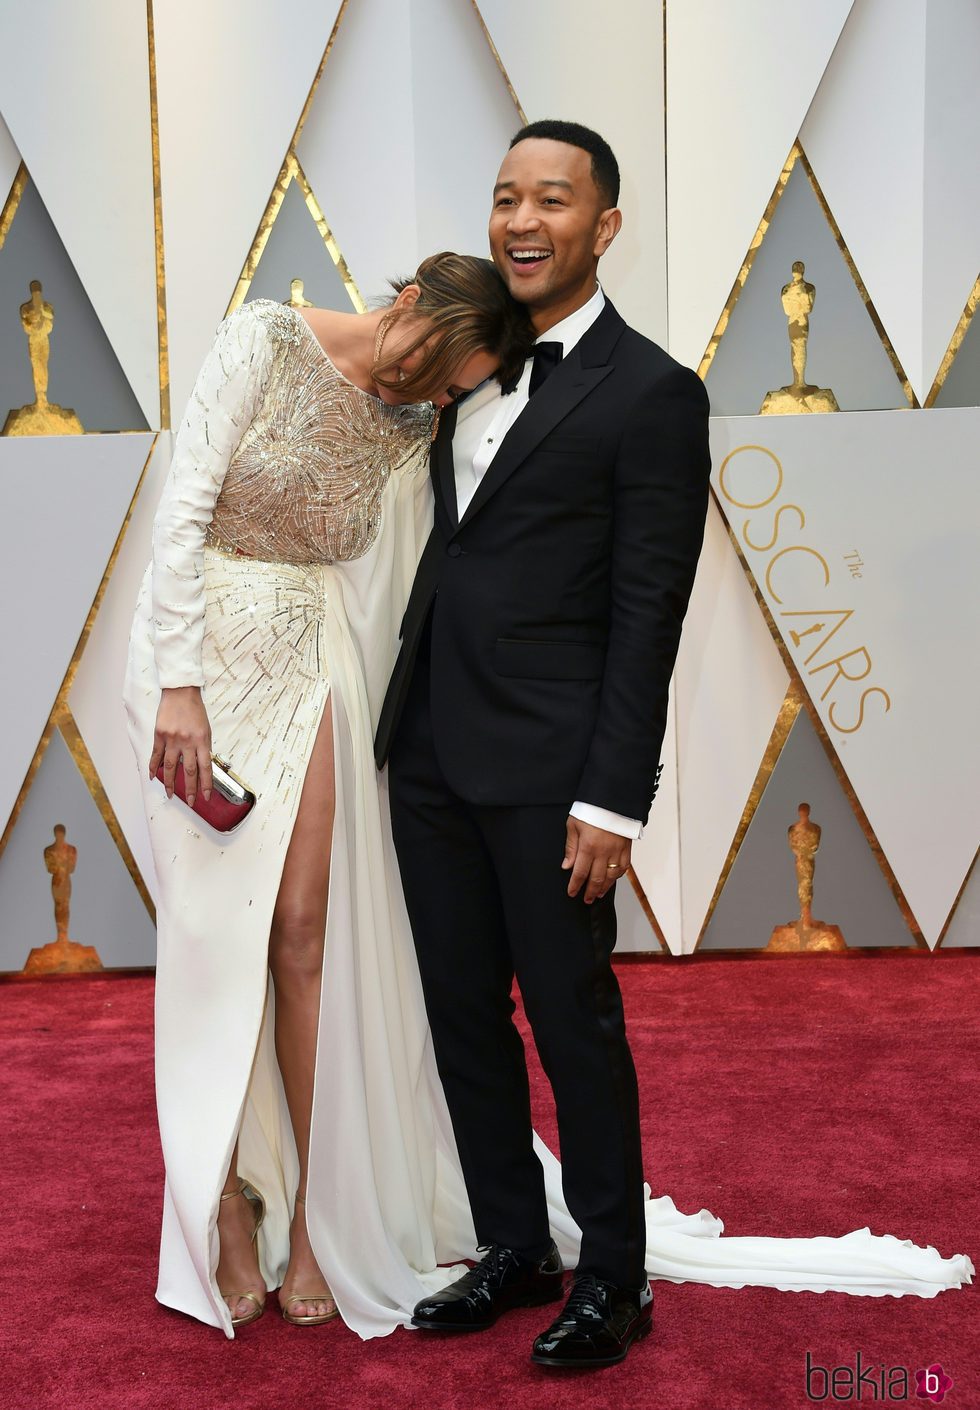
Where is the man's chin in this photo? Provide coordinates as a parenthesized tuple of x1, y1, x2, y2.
(502, 272, 549, 307)
(506, 286, 536, 306)
(492, 255, 542, 305)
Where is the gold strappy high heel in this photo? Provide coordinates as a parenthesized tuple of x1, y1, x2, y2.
(218, 1179, 266, 1328)
(280, 1194, 339, 1326)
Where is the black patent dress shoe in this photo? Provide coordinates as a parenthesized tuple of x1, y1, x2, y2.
(530, 1274, 653, 1368)
(411, 1241, 564, 1331)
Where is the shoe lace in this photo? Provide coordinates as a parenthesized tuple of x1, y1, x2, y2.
(561, 1275, 607, 1321)
(470, 1243, 521, 1287)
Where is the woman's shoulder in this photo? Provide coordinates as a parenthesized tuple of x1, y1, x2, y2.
(217, 298, 305, 351)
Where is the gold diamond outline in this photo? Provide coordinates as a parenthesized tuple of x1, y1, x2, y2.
(0, 160, 28, 252)
(469, 1, 527, 123)
(923, 274, 980, 408)
(697, 141, 918, 409)
(933, 846, 979, 949)
(3, 13, 167, 432)
(0, 160, 155, 433)
(625, 867, 671, 955)
(692, 681, 802, 951)
(2, 16, 168, 429)
(147, 0, 169, 430)
(0, 433, 160, 922)
(57, 704, 155, 920)
(226, 152, 364, 317)
(696, 505, 929, 952)
(692, 130, 934, 952)
(225, 1, 364, 317)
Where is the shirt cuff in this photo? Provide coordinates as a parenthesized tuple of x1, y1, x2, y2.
(570, 801, 644, 840)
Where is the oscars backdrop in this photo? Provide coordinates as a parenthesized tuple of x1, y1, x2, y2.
(0, 0, 977, 970)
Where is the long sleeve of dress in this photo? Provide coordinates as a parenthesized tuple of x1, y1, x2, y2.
(151, 304, 275, 688)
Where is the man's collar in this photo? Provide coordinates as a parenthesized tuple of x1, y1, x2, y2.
(533, 283, 605, 348)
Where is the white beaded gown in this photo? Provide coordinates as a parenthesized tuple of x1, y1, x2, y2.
(123, 299, 972, 1340)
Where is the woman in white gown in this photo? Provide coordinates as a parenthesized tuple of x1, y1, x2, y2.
(125, 254, 532, 1332)
(125, 258, 973, 1343)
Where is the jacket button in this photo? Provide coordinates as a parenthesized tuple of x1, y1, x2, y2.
(447, 543, 463, 557)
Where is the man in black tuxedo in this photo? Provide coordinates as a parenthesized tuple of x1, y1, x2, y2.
(376, 120, 710, 1368)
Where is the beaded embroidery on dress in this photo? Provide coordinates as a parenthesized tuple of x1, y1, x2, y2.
(206, 302, 430, 566)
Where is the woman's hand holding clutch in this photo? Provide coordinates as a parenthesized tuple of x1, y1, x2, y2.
(150, 687, 213, 807)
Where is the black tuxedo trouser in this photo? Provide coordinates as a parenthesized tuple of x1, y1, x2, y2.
(388, 645, 647, 1288)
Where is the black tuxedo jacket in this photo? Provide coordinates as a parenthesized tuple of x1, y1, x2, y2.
(375, 298, 710, 825)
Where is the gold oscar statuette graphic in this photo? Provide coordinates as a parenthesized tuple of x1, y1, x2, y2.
(287, 277, 313, 308)
(765, 803, 848, 951)
(2, 281, 84, 436)
(760, 261, 840, 416)
(23, 825, 103, 974)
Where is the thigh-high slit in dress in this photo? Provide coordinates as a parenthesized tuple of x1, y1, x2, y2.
(124, 300, 972, 1341)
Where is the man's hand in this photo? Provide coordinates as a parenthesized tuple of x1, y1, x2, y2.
(562, 817, 632, 904)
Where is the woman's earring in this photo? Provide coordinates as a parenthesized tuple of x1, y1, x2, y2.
(373, 310, 398, 367)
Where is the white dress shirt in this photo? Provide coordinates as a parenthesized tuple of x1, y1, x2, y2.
(451, 285, 644, 841)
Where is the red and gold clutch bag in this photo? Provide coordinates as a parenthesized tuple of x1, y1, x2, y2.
(155, 755, 256, 833)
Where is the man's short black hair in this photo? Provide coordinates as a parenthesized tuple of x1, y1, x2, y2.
(509, 119, 620, 208)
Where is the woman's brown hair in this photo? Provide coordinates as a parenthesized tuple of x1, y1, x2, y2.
(373, 252, 533, 401)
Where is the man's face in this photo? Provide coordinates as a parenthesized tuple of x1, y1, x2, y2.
(488, 138, 620, 330)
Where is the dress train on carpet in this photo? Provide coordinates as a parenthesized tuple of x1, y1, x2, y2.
(536, 1139, 973, 1302)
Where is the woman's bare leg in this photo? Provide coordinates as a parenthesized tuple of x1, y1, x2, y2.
(216, 1140, 265, 1322)
(268, 703, 336, 1319)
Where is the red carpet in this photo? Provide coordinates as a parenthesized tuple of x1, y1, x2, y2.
(1, 954, 976, 1410)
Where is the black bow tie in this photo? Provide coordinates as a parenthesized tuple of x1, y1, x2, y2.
(530, 341, 563, 396)
(502, 341, 563, 396)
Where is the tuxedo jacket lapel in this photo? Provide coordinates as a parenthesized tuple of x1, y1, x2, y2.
(455, 300, 625, 533)
(431, 400, 459, 531)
